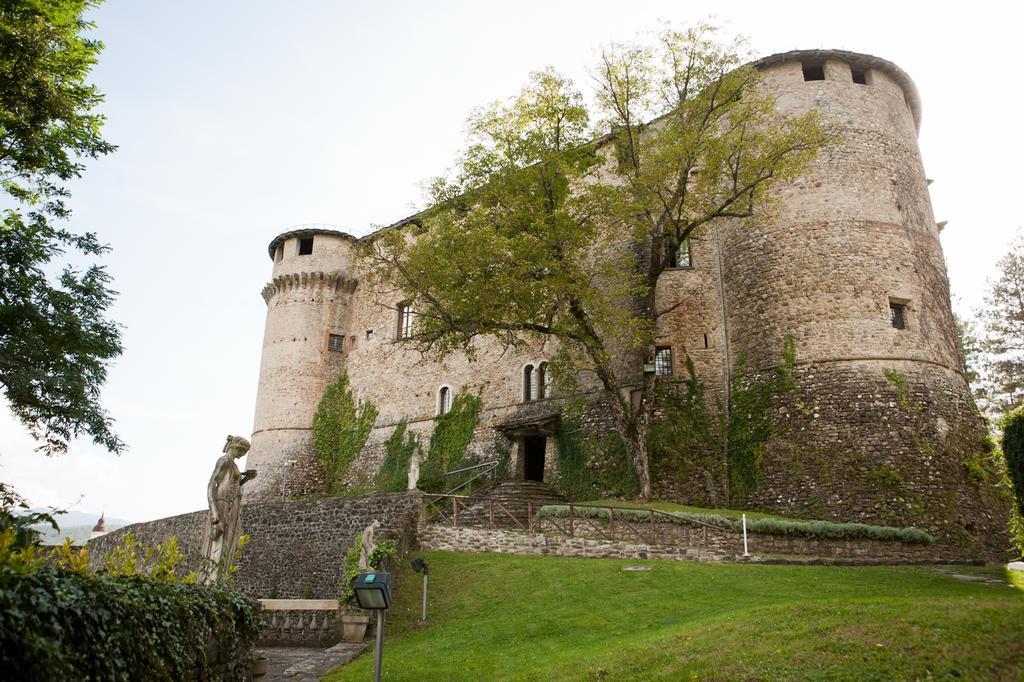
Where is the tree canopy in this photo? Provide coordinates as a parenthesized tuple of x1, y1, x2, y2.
(0, 0, 122, 454)
(365, 24, 831, 499)
(975, 229, 1024, 416)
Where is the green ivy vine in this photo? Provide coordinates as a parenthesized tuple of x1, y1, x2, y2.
(312, 372, 379, 496)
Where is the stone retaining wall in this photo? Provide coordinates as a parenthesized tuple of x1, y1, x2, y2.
(88, 491, 423, 599)
(425, 517, 975, 563)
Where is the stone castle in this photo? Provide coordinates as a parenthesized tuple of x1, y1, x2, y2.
(242, 49, 1009, 557)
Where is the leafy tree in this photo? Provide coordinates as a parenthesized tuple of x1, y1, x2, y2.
(976, 229, 1024, 415)
(311, 372, 378, 495)
(1001, 407, 1024, 531)
(365, 24, 830, 500)
(0, 0, 122, 454)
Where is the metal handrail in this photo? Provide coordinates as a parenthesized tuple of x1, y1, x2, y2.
(443, 460, 499, 476)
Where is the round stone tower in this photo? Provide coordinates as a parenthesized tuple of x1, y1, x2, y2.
(244, 226, 358, 500)
(718, 50, 1008, 557)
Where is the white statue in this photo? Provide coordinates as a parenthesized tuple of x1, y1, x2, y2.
(358, 520, 381, 571)
(201, 435, 253, 584)
(407, 450, 420, 491)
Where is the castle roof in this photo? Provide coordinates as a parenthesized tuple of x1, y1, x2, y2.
(267, 224, 358, 259)
(92, 513, 106, 533)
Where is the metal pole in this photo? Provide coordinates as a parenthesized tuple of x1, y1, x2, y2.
(373, 609, 385, 682)
(421, 573, 428, 623)
(742, 513, 750, 557)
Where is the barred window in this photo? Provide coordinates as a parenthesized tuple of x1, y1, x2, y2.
(328, 333, 345, 353)
(438, 386, 451, 415)
(654, 346, 673, 376)
(890, 302, 907, 330)
(397, 302, 414, 339)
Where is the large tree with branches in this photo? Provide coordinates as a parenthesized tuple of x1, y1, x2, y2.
(366, 24, 831, 500)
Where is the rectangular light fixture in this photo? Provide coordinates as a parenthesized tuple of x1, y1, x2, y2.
(353, 571, 393, 610)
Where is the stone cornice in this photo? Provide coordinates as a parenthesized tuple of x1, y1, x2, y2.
(260, 271, 358, 303)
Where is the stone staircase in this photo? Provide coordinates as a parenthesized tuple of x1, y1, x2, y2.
(433, 480, 566, 529)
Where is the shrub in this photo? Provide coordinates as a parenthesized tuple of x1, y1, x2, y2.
(340, 532, 398, 603)
(0, 564, 260, 680)
(1002, 406, 1024, 520)
(536, 505, 934, 545)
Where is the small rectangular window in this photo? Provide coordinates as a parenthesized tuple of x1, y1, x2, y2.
(851, 68, 867, 85)
(890, 302, 907, 330)
(298, 237, 314, 256)
(703, 334, 709, 349)
(667, 238, 691, 268)
(348, 335, 357, 350)
(654, 346, 673, 376)
(366, 329, 374, 341)
(802, 63, 825, 81)
(328, 333, 345, 353)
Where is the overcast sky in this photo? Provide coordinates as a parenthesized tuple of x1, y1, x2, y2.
(2, 1, 1021, 523)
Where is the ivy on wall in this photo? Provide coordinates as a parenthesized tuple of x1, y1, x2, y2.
(418, 389, 482, 493)
(646, 338, 797, 506)
(553, 409, 638, 501)
(374, 421, 419, 493)
(1002, 406, 1024, 555)
(312, 372, 379, 496)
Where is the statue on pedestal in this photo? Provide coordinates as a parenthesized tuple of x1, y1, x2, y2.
(201, 435, 254, 585)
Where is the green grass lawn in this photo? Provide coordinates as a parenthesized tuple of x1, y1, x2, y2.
(325, 552, 1024, 681)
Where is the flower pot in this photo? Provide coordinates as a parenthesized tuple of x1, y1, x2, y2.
(251, 657, 269, 678)
(341, 613, 370, 642)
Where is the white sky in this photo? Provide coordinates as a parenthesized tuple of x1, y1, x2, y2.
(2, 1, 1021, 522)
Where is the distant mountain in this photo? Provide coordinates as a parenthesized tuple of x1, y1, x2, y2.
(14, 508, 131, 528)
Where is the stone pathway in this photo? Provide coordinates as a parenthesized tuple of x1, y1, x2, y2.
(258, 643, 367, 681)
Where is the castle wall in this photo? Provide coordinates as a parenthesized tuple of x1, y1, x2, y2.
(240, 50, 1009, 558)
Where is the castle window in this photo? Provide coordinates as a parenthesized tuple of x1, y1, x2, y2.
(328, 333, 345, 353)
(654, 346, 673, 376)
(851, 67, 868, 85)
(890, 301, 908, 330)
(298, 237, 314, 256)
(802, 62, 825, 81)
(667, 238, 692, 268)
(523, 364, 534, 402)
(366, 329, 374, 341)
(703, 334, 709, 349)
(348, 335, 357, 350)
(537, 362, 549, 399)
(397, 302, 414, 339)
(438, 386, 451, 415)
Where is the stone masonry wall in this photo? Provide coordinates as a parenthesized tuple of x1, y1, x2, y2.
(88, 492, 423, 599)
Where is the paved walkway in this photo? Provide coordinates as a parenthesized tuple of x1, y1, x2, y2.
(258, 643, 367, 681)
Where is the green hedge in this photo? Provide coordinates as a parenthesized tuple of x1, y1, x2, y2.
(1003, 406, 1024, 519)
(0, 564, 261, 680)
(536, 505, 934, 545)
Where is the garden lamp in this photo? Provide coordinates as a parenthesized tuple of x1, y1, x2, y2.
(411, 558, 429, 622)
(353, 571, 392, 682)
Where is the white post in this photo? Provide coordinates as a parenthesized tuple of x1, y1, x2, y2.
(742, 513, 750, 557)
(421, 573, 428, 623)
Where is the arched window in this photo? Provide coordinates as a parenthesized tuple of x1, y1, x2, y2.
(537, 362, 549, 399)
(397, 302, 414, 339)
(523, 365, 534, 402)
(438, 386, 451, 415)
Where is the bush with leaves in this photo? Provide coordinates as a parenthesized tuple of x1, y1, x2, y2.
(1002, 407, 1024, 542)
(312, 372, 379, 495)
(339, 532, 398, 604)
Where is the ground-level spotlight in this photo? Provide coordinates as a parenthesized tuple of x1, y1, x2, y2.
(411, 557, 429, 622)
(353, 572, 392, 682)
